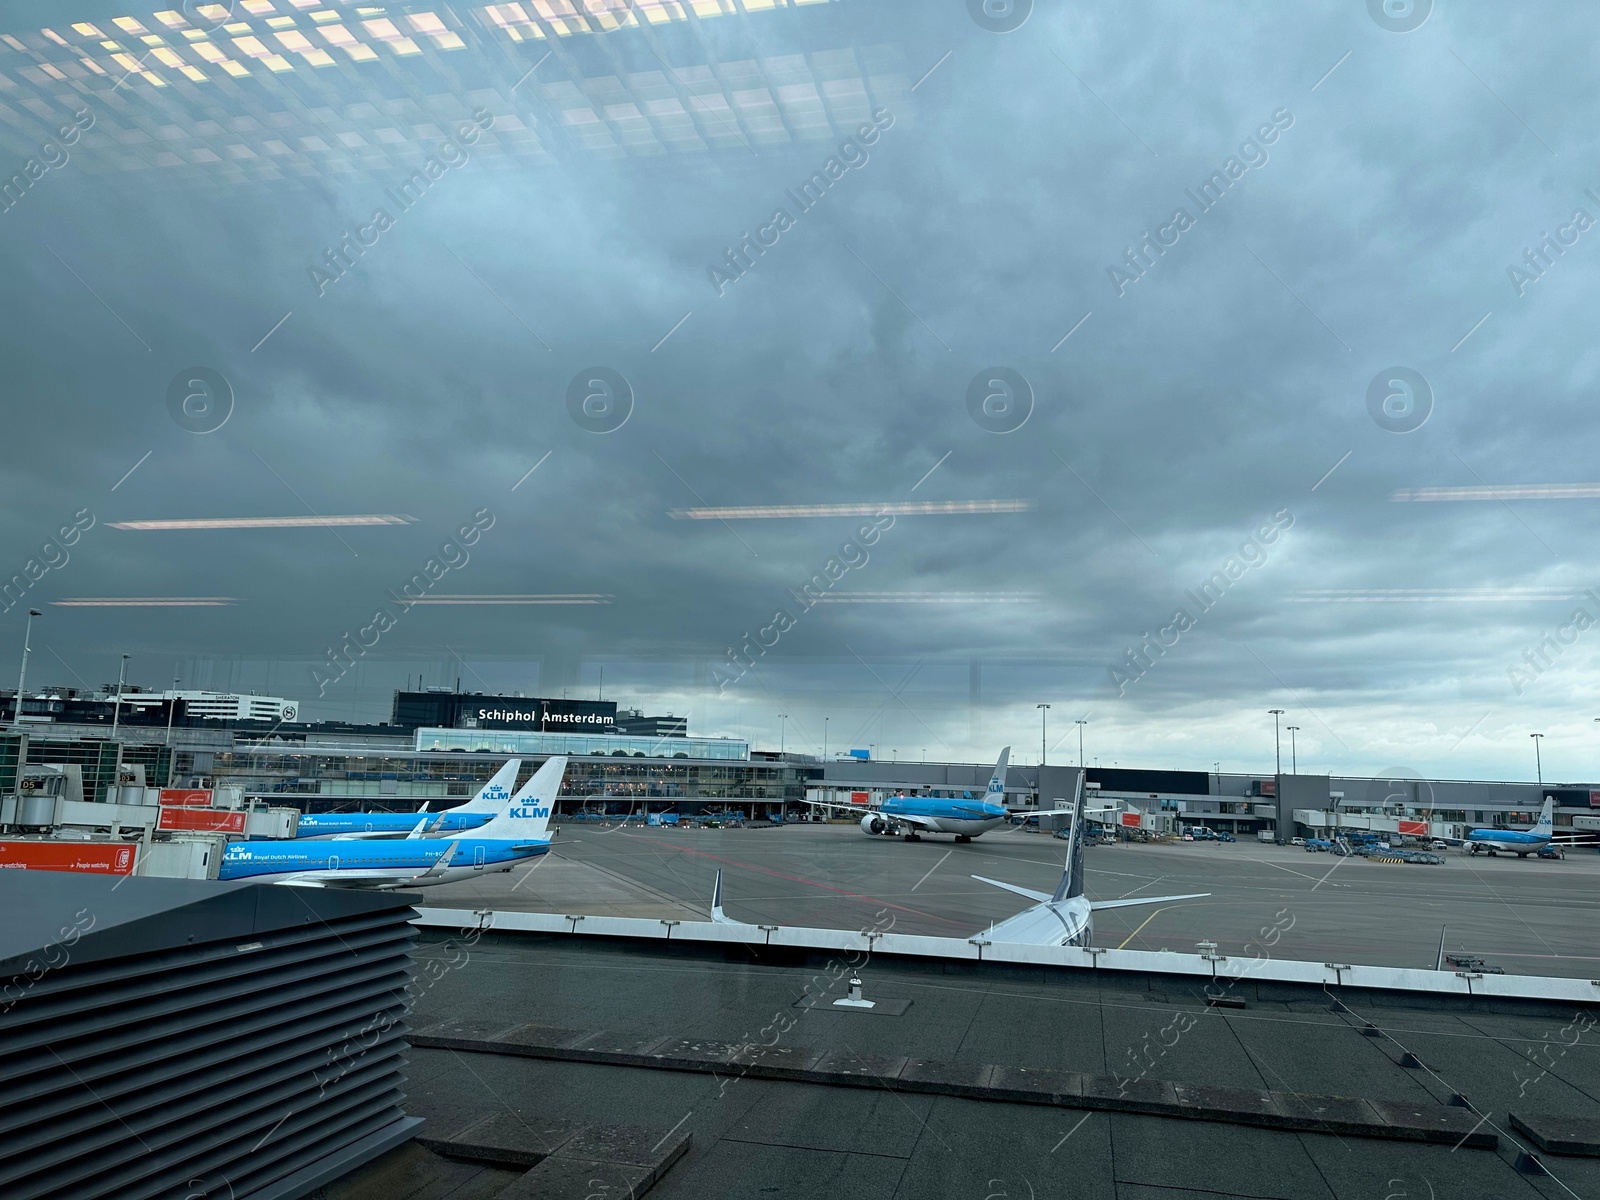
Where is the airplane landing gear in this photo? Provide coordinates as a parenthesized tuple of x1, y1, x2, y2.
(903, 833, 921, 842)
(954, 835, 972, 843)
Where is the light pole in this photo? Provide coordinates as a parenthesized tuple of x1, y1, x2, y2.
(111, 654, 130, 738)
(12, 608, 40, 793)
(1268, 710, 1284, 775)
(1531, 732, 1544, 788)
(165, 674, 180, 747)
(13, 608, 40, 727)
(1287, 726, 1300, 774)
(778, 713, 788, 756)
(1036, 703, 1050, 767)
(1075, 718, 1087, 770)
(823, 716, 829, 761)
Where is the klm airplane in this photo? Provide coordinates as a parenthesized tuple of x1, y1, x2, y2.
(219, 757, 566, 888)
(1464, 799, 1585, 857)
(808, 748, 1015, 842)
(294, 759, 521, 839)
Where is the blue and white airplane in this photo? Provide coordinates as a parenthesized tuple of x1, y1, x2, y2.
(294, 759, 521, 839)
(971, 775, 1209, 946)
(1464, 799, 1585, 857)
(218, 757, 566, 888)
(808, 747, 1014, 842)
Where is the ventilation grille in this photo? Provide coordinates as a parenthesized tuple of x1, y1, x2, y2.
(0, 903, 421, 1199)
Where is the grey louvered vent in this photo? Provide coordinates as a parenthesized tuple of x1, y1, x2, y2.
(0, 873, 423, 1199)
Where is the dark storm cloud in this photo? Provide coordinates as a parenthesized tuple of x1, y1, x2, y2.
(0, 1, 1597, 780)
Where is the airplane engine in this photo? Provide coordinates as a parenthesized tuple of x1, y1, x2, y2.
(860, 814, 888, 836)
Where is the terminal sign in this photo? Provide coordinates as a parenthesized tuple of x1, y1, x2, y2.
(158, 808, 247, 834)
(0, 840, 136, 875)
(159, 788, 213, 807)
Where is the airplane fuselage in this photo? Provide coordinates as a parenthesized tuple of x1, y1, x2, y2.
(983, 894, 1093, 946)
(867, 796, 1010, 838)
(1465, 829, 1551, 856)
(295, 810, 494, 840)
(219, 837, 548, 886)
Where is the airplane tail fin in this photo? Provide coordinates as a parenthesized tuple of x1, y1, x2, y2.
(1049, 771, 1088, 904)
(985, 746, 1011, 803)
(456, 756, 565, 841)
(452, 759, 523, 814)
(1534, 797, 1554, 836)
(710, 869, 736, 924)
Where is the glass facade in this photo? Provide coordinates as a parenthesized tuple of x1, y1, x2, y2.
(413, 727, 749, 760)
(195, 747, 802, 815)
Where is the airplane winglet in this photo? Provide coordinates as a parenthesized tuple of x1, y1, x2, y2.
(416, 842, 458, 881)
(711, 868, 735, 923)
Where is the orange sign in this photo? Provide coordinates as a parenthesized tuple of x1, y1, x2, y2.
(0, 840, 136, 875)
(849, 792, 869, 805)
(159, 788, 213, 807)
(158, 808, 246, 834)
(1120, 812, 1142, 827)
(1397, 820, 1428, 836)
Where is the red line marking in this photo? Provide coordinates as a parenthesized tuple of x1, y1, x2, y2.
(615, 833, 970, 928)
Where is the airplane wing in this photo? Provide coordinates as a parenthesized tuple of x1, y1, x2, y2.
(278, 872, 415, 889)
(798, 798, 875, 815)
(971, 874, 1052, 904)
(413, 842, 459, 881)
(1089, 892, 1209, 911)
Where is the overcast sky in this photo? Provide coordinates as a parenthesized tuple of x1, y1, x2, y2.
(2, 0, 1596, 783)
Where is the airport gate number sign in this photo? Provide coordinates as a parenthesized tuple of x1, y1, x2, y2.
(158, 788, 213, 806)
(0, 840, 136, 875)
(158, 808, 247, 834)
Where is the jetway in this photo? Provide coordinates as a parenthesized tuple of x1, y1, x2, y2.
(1294, 810, 1461, 839)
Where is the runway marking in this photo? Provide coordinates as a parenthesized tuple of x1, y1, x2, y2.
(613, 833, 969, 928)
(1116, 906, 1170, 949)
(1245, 857, 1324, 884)
(911, 850, 952, 892)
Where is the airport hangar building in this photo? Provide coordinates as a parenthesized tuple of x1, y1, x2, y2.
(1, 686, 1596, 839)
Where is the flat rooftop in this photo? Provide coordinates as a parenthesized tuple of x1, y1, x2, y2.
(326, 926, 1600, 1199)
(416, 824, 1600, 979)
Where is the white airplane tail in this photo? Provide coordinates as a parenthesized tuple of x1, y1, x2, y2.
(455, 756, 565, 841)
(986, 746, 1011, 802)
(451, 759, 523, 814)
(1533, 797, 1554, 836)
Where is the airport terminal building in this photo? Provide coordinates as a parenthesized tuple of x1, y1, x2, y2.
(2, 684, 1596, 835)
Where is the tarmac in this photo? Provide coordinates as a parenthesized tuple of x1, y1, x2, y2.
(416, 822, 1600, 979)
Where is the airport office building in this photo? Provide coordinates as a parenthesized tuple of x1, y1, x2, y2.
(2, 685, 1595, 834)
